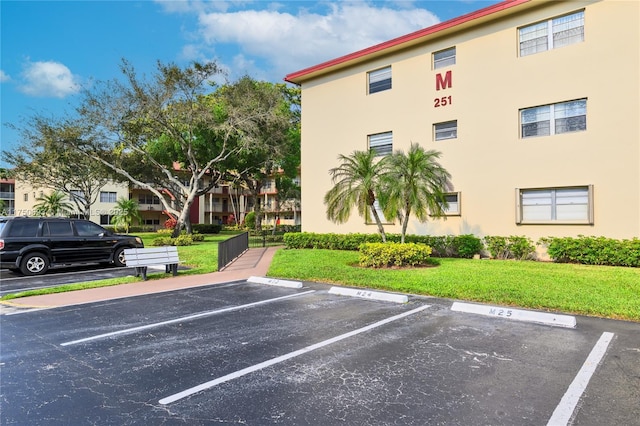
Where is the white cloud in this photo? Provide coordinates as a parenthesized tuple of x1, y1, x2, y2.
(194, 3, 439, 80)
(0, 70, 10, 82)
(19, 61, 81, 98)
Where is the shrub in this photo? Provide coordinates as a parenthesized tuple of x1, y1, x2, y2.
(151, 234, 195, 246)
(484, 235, 536, 260)
(359, 242, 435, 268)
(152, 237, 175, 246)
(283, 232, 382, 250)
(542, 236, 640, 267)
(190, 232, 205, 242)
(192, 224, 222, 234)
(244, 212, 256, 230)
(450, 234, 483, 259)
(173, 234, 194, 246)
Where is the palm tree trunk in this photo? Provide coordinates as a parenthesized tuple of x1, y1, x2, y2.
(369, 205, 387, 243)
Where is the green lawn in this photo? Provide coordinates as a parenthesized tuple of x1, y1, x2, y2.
(266, 249, 640, 322)
(2, 235, 639, 323)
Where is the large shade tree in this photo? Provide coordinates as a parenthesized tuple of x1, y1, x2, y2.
(324, 150, 391, 242)
(224, 79, 300, 231)
(66, 60, 293, 236)
(4, 118, 112, 219)
(379, 143, 452, 243)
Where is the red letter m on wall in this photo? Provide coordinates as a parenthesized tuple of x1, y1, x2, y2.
(436, 71, 452, 91)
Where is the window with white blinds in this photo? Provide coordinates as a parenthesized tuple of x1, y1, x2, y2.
(368, 131, 393, 156)
(519, 10, 584, 57)
(521, 99, 586, 138)
(517, 186, 593, 223)
(433, 47, 456, 69)
(443, 193, 460, 215)
(99, 191, 117, 203)
(434, 120, 458, 141)
(368, 66, 392, 94)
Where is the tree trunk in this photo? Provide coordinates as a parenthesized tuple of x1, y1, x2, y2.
(171, 190, 198, 237)
(401, 206, 411, 244)
(369, 204, 387, 243)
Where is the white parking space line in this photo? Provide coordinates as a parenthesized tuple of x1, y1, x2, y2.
(547, 332, 615, 426)
(159, 304, 431, 405)
(60, 290, 316, 346)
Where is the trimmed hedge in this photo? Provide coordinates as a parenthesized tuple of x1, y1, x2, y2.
(541, 236, 640, 267)
(192, 224, 222, 234)
(283, 232, 640, 267)
(359, 242, 435, 268)
(283, 232, 483, 258)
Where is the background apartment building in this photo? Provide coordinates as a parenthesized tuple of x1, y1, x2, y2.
(286, 0, 639, 241)
(3, 174, 301, 230)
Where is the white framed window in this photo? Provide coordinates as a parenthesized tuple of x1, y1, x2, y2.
(368, 131, 393, 156)
(519, 10, 584, 57)
(521, 99, 586, 138)
(100, 215, 112, 225)
(434, 120, 457, 141)
(433, 47, 456, 69)
(368, 66, 392, 94)
(99, 191, 117, 203)
(442, 192, 461, 215)
(516, 185, 593, 224)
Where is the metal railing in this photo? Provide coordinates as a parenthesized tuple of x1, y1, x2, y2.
(217, 232, 249, 271)
(249, 230, 288, 248)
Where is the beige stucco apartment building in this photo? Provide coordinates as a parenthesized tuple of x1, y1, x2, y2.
(286, 0, 639, 241)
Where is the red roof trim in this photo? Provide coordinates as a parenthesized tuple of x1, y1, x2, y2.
(285, 0, 531, 83)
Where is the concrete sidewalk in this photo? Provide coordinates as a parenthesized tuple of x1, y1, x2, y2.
(3, 247, 280, 309)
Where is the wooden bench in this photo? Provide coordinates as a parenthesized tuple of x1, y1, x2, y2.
(124, 246, 181, 281)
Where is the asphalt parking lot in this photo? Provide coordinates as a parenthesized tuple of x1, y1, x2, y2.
(1, 278, 639, 425)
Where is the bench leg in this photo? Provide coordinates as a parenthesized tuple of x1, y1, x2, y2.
(135, 266, 148, 281)
(172, 264, 178, 276)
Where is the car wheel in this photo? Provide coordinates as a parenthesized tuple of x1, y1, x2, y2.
(20, 252, 49, 276)
(114, 247, 127, 267)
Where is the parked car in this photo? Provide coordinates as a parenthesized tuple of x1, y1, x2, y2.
(0, 217, 144, 275)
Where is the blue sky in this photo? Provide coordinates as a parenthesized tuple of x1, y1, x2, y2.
(1, 0, 498, 165)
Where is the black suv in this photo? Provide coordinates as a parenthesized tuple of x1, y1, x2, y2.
(0, 217, 144, 275)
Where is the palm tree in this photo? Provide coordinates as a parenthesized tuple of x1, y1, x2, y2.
(111, 197, 142, 233)
(33, 191, 74, 217)
(324, 150, 391, 242)
(380, 143, 452, 243)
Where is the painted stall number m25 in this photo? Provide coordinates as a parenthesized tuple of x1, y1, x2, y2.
(489, 308, 513, 317)
(434, 70, 452, 108)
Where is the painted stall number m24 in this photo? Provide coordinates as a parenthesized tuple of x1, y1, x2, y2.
(435, 70, 452, 108)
